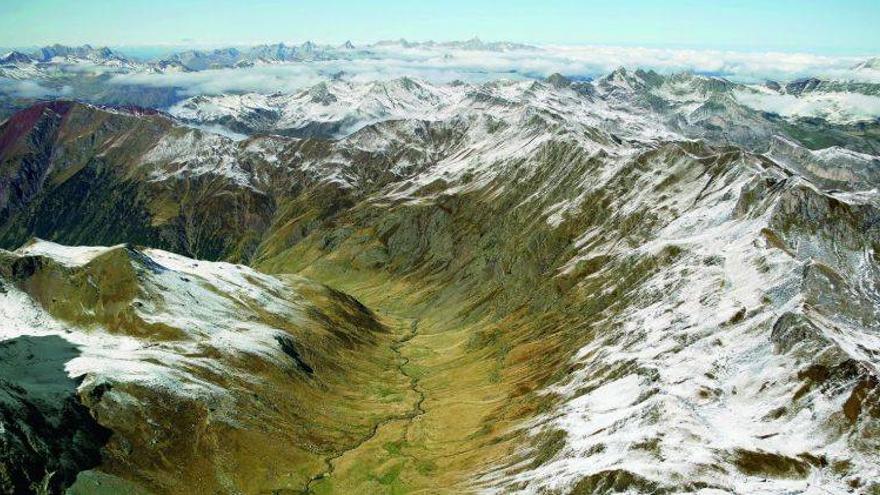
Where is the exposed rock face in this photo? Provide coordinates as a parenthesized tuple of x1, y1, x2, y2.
(0, 103, 277, 262)
(0, 74, 877, 493)
(0, 335, 111, 494)
(767, 135, 880, 189)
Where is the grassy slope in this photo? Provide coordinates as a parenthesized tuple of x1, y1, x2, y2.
(249, 139, 830, 493)
(274, 260, 541, 494)
(4, 100, 877, 492)
(250, 154, 632, 493)
(1, 246, 431, 494)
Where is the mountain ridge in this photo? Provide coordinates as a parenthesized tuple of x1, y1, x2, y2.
(0, 67, 879, 493)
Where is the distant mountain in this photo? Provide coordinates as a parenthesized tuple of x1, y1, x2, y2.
(32, 43, 128, 63)
(248, 41, 337, 61)
(853, 57, 880, 71)
(374, 36, 537, 51)
(155, 41, 360, 70)
(167, 72, 880, 155)
(0, 51, 33, 65)
(162, 47, 244, 71)
(145, 38, 540, 71)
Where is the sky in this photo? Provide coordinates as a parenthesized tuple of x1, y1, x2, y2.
(1, 0, 879, 55)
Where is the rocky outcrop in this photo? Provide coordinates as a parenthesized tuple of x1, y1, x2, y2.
(767, 135, 880, 189)
(0, 336, 111, 495)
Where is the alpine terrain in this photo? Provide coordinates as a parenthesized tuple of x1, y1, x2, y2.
(0, 41, 879, 495)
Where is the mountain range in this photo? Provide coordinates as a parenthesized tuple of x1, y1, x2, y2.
(0, 42, 879, 494)
(0, 38, 532, 71)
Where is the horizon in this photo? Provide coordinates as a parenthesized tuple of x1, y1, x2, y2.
(4, 39, 880, 61)
(2, 38, 880, 99)
(2, 0, 879, 56)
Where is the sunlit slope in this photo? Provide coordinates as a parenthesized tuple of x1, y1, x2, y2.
(257, 136, 880, 493)
(0, 239, 418, 494)
(0, 74, 878, 494)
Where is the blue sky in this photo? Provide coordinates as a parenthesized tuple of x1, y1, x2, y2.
(1, 0, 878, 54)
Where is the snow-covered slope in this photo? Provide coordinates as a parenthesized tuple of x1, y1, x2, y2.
(169, 78, 470, 137)
(767, 135, 880, 189)
(1, 66, 880, 493)
(0, 238, 401, 493)
(229, 84, 878, 492)
(4, 239, 312, 395)
(168, 73, 880, 156)
(474, 145, 880, 493)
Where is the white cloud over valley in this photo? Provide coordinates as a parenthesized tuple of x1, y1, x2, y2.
(103, 43, 879, 97)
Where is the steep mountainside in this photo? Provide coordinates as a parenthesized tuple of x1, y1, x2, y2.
(0, 73, 879, 494)
(254, 130, 880, 494)
(1, 239, 416, 494)
(0, 101, 282, 261)
(169, 73, 880, 154)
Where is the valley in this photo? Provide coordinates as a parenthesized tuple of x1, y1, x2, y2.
(0, 63, 879, 494)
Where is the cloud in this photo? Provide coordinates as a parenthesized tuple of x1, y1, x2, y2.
(735, 90, 880, 124)
(108, 54, 534, 96)
(0, 78, 72, 98)
(111, 65, 327, 95)
(540, 45, 865, 81)
(104, 43, 879, 98)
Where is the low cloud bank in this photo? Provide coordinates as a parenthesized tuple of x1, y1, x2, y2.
(736, 90, 880, 124)
(0, 79, 72, 98)
(107, 43, 879, 96)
